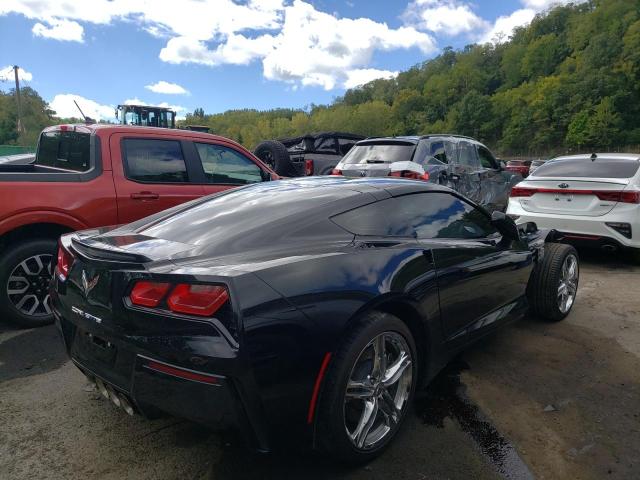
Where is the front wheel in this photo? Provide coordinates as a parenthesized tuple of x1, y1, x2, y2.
(0, 238, 58, 328)
(315, 311, 416, 464)
(527, 243, 579, 321)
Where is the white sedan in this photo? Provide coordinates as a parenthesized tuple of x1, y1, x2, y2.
(507, 153, 640, 258)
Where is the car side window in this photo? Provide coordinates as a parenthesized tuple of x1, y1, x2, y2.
(429, 141, 448, 164)
(331, 193, 497, 239)
(314, 137, 337, 153)
(457, 141, 480, 169)
(194, 143, 263, 185)
(477, 145, 499, 169)
(123, 138, 188, 183)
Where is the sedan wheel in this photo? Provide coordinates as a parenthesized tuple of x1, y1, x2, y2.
(557, 253, 578, 314)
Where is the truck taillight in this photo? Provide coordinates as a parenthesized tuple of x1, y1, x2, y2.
(305, 159, 314, 176)
(56, 243, 74, 280)
(389, 170, 430, 181)
(129, 281, 229, 318)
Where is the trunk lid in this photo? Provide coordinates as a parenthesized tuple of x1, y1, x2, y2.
(515, 178, 630, 216)
(341, 162, 393, 178)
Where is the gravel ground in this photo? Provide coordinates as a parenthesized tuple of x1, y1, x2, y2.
(0, 249, 638, 480)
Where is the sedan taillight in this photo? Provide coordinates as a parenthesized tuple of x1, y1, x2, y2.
(330, 168, 342, 176)
(510, 186, 640, 203)
(129, 280, 229, 318)
(389, 170, 430, 181)
(56, 243, 74, 280)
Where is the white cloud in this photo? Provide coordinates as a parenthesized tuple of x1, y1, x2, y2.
(402, 0, 489, 36)
(260, 0, 435, 90)
(521, 0, 578, 10)
(49, 94, 116, 121)
(159, 34, 276, 66)
(344, 69, 398, 89)
(0, 65, 33, 82)
(145, 80, 189, 95)
(480, 8, 536, 43)
(32, 18, 84, 42)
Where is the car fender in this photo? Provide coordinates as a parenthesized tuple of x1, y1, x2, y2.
(0, 210, 88, 238)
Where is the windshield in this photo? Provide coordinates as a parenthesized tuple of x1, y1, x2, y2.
(533, 158, 640, 179)
(36, 131, 91, 172)
(340, 143, 416, 165)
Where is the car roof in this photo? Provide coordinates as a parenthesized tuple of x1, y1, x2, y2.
(551, 153, 640, 162)
(41, 123, 246, 147)
(356, 133, 480, 145)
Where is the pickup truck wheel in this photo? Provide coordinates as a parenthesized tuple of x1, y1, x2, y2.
(315, 311, 416, 464)
(254, 140, 293, 176)
(0, 239, 58, 328)
(527, 243, 579, 322)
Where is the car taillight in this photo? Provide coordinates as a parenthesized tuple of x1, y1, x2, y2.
(389, 170, 430, 181)
(305, 159, 314, 176)
(130, 281, 171, 307)
(167, 284, 229, 317)
(618, 190, 640, 204)
(510, 186, 535, 197)
(330, 168, 342, 175)
(56, 243, 74, 280)
(129, 280, 230, 318)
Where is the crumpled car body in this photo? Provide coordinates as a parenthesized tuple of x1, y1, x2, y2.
(333, 134, 522, 212)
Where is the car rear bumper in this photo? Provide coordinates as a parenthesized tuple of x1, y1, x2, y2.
(507, 201, 640, 249)
(54, 309, 267, 449)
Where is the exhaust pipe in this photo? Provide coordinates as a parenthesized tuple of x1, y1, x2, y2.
(601, 244, 618, 252)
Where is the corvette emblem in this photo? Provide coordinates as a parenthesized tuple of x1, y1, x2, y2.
(558, 183, 570, 189)
(81, 270, 100, 297)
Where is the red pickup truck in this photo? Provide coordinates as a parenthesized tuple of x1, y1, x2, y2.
(0, 124, 276, 327)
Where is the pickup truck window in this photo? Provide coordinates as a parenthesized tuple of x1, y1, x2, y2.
(123, 139, 188, 183)
(477, 145, 498, 170)
(36, 131, 91, 172)
(194, 143, 262, 184)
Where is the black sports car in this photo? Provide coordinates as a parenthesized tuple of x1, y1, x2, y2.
(51, 177, 579, 463)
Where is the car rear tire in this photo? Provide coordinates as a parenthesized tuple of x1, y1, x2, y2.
(527, 243, 579, 321)
(253, 140, 293, 176)
(0, 238, 58, 328)
(315, 311, 417, 464)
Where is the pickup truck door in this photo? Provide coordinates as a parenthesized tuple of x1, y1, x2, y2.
(110, 134, 205, 224)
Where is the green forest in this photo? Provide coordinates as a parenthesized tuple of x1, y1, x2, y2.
(2, 0, 640, 156)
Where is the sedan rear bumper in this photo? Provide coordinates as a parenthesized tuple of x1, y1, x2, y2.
(507, 201, 640, 249)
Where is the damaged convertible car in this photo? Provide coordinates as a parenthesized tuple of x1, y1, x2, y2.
(51, 177, 579, 463)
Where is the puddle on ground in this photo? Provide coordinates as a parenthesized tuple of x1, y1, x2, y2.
(416, 359, 535, 480)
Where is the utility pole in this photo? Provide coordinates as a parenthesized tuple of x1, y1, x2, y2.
(13, 65, 24, 135)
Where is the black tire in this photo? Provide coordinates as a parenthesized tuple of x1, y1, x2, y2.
(315, 311, 417, 464)
(630, 248, 640, 265)
(527, 243, 579, 322)
(0, 238, 58, 328)
(253, 140, 293, 176)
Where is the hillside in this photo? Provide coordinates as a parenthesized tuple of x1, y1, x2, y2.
(185, 0, 640, 156)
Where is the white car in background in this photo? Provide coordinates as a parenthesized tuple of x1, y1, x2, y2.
(507, 153, 640, 259)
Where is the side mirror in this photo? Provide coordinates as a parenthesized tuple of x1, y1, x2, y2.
(491, 211, 520, 241)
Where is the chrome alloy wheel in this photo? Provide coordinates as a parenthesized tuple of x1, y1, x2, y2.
(557, 253, 578, 314)
(7, 254, 53, 317)
(343, 332, 413, 450)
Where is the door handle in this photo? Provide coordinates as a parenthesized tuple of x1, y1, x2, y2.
(130, 191, 159, 200)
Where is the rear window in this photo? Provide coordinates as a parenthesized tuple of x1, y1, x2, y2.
(36, 131, 91, 172)
(341, 143, 415, 165)
(534, 158, 640, 178)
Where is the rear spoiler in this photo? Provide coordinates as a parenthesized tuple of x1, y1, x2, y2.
(71, 237, 152, 264)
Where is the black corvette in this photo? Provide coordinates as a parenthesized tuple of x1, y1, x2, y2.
(51, 177, 579, 462)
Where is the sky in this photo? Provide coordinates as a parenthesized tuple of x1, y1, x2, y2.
(0, 0, 577, 121)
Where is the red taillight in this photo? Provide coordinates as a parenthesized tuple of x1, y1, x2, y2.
(305, 159, 314, 176)
(510, 186, 535, 197)
(56, 244, 74, 280)
(389, 170, 430, 181)
(167, 284, 229, 317)
(130, 281, 171, 307)
(510, 187, 639, 203)
(330, 168, 342, 176)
